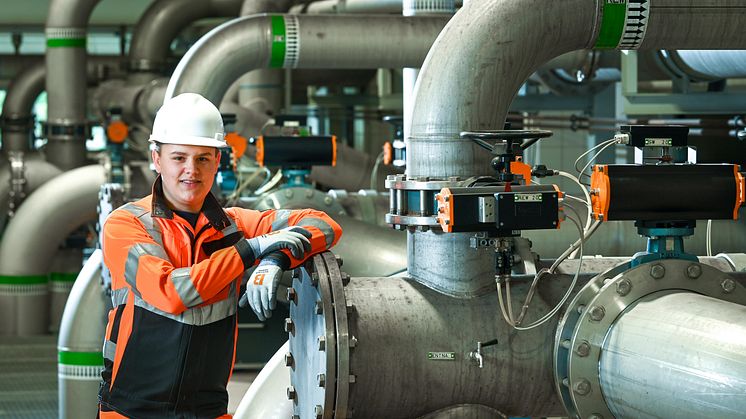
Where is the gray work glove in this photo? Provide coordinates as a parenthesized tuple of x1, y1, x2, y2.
(239, 253, 289, 321)
(245, 226, 312, 260)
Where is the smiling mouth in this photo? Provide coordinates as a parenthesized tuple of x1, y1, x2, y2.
(180, 179, 201, 185)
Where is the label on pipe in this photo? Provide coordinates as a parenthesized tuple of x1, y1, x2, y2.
(427, 352, 456, 360)
(595, 0, 650, 50)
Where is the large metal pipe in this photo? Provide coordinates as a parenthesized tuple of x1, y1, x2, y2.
(164, 14, 449, 105)
(57, 249, 109, 419)
(406, 0, 746, 296)
(0, 165, 105, 335)
(128, 0, 243, 73)
(285, 253, 613, 418)
(331, 215, 406, 276)
(1, 61, 45, 154)
(599, 291, 746, 418)
(44, 0, 101, 170)
(674, 50, 746, 81)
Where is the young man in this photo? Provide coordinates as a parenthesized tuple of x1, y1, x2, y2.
(98, 93, 341, 418)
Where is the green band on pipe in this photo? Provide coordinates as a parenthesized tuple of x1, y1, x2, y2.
(270, 16, 286, 68)
(0, 275, 48, 285)
(59, 351, 104, 366)
(594, 1, 627, 49)
(47, 38, 87, 48)
(50, 272, 78, 283)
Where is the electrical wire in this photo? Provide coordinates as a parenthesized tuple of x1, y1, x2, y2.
(557, 170, 592, 235)
(534, 172, 592, 259)
(370, 151, 385, 191)
(226, 165, 270, 205)
(497, 212, 586, 331)
(254, 169, 284, 196)
(574, 138, 618, 184)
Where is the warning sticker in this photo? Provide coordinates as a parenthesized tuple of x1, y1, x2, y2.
(595, 0, 650, 50)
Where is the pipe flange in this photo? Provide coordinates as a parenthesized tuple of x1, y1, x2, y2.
(384, 175, 462, 230)
(289, 252, 349, 418)
(384, 175, 461, 191)
(0, 114, 35, 132)
(554, 259, 746, 419)
(43, 121, 91, 141)
(323, 252, 352, 418)
(289, 254, 337, 419)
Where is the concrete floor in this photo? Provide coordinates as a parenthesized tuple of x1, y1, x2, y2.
(0, 335, 259, 418)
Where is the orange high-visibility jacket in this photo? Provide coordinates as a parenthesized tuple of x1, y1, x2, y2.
(98, 178, 341, 418)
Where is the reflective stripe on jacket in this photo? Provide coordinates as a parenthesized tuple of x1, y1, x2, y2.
(98, 177, 341, 418)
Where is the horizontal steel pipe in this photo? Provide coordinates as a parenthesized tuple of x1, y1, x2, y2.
(600, 291, 746, 418)
(165, 14, 449, 105)
(287, 253, 608, 418)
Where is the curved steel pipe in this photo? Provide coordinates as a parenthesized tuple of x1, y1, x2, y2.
(165, 14, 449, 105)
(406, 0, 746, 296)
(1, 61, 45, 154)
(0, 165, 105, 335)
(234, 340, 294, 418)
(57, 249, 109, 419)
(129, 0, 243, 73)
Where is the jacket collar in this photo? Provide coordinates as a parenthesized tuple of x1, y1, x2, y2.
(151, 175, 232, 231)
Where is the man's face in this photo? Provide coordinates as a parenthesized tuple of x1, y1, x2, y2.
(152, 143, 220, 212)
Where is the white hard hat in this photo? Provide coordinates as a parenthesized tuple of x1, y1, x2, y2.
(149, 93, 227, 148)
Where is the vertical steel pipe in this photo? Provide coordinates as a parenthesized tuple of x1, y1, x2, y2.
(58, 249, 109, 419)
(45, 0, 100, 170)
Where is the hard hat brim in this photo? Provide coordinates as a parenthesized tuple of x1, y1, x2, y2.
(148, 135, 229, 148)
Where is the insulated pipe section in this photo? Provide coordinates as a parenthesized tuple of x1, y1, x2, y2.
(128, 0, 243, 73)
(1, 61, 45, 154)
(45, 0, 100, 170)
(165, 14, 449, 105)
(0, 165, 105, 335)
(58, 249, 109, 419)
(599, 291, 746, 418)
(674, 50, 746, 81)
(406, 0, 746, 296)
